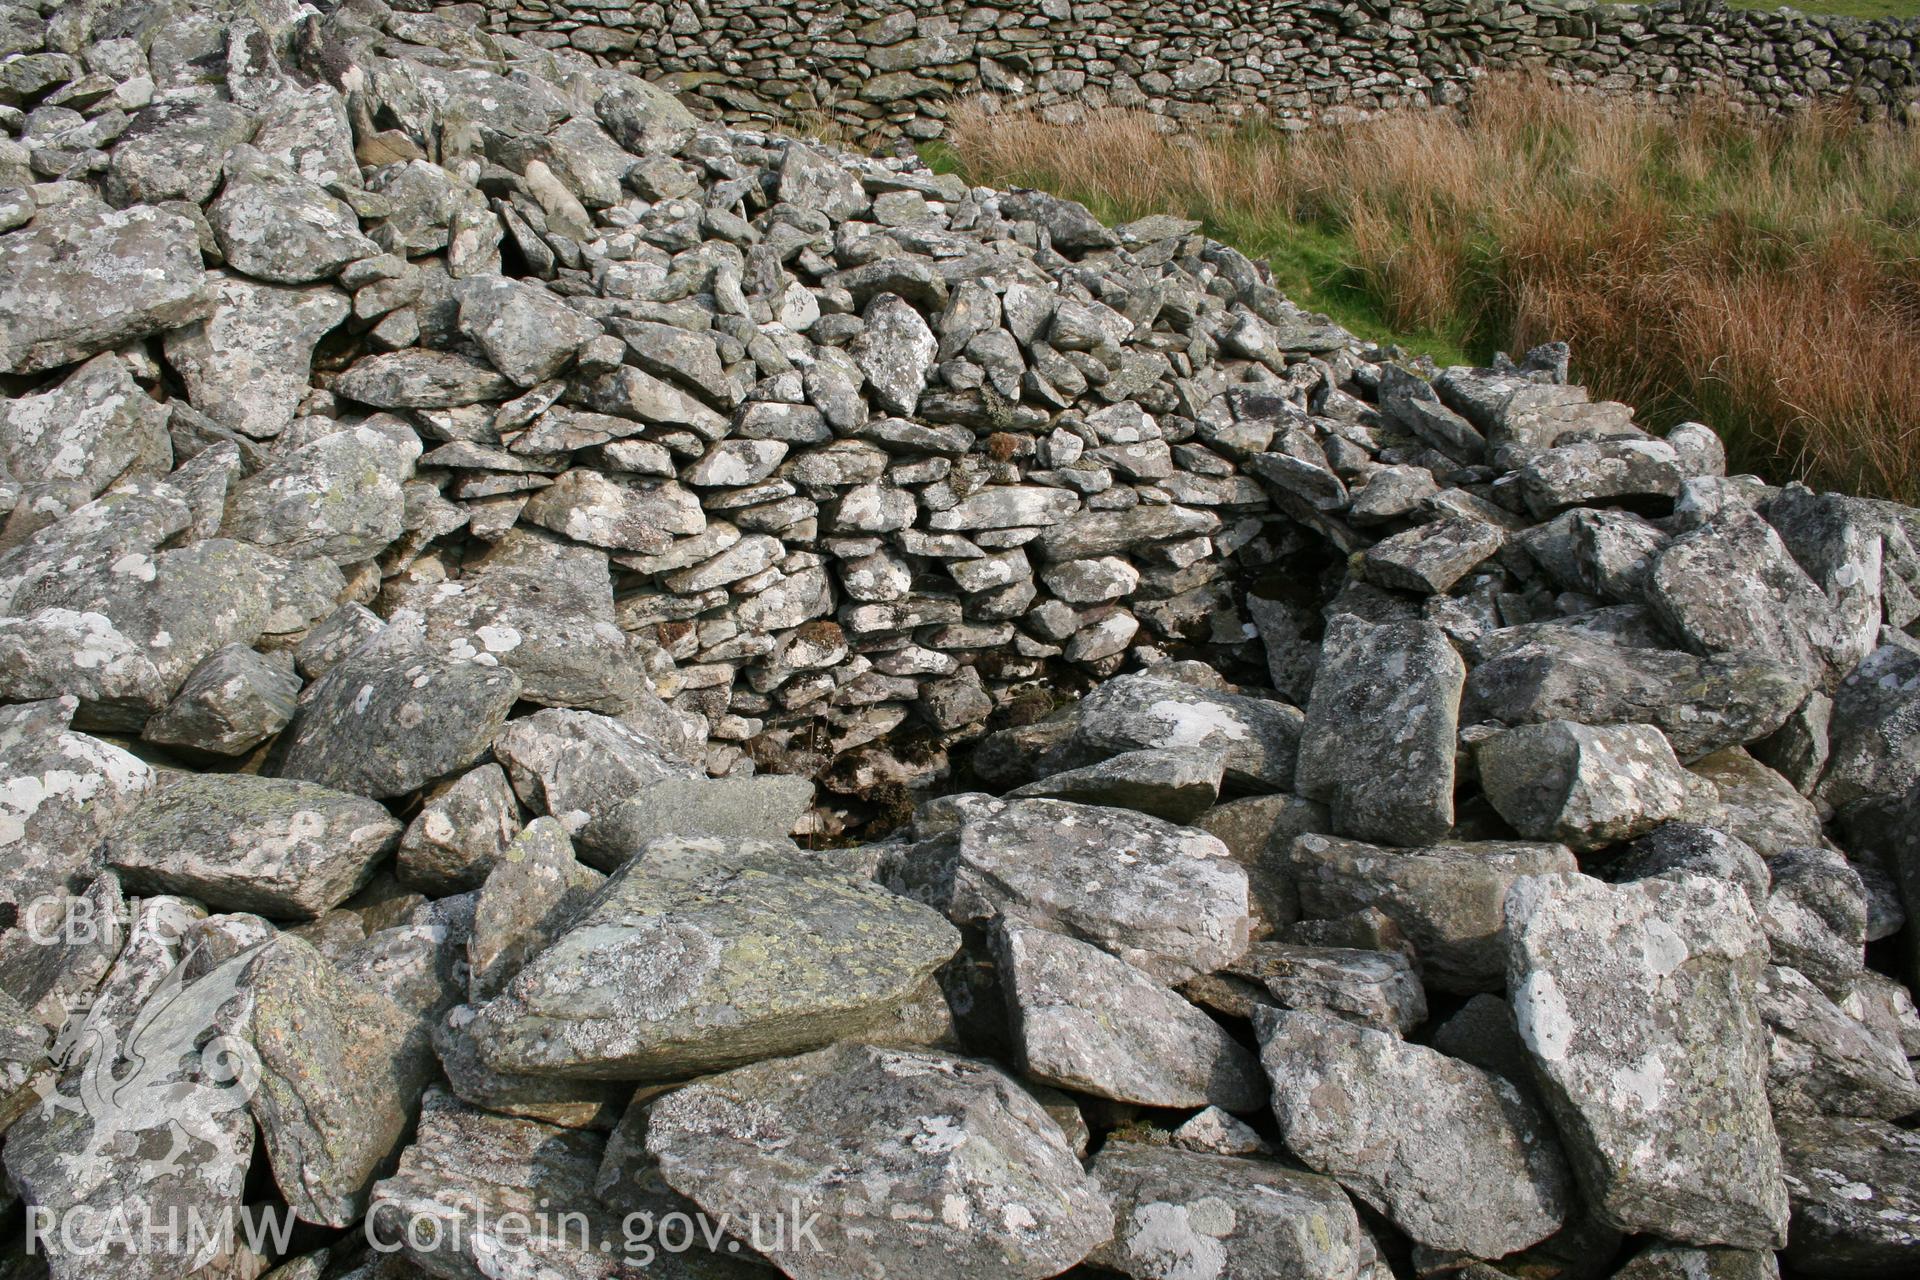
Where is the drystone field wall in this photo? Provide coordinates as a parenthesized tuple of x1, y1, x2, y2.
(435, 0, 1920, 142)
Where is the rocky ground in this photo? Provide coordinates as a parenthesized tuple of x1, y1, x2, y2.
(2, 2, 1918, 1279)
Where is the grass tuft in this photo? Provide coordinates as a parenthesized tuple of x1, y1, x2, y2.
(941, 77, 1920, 502)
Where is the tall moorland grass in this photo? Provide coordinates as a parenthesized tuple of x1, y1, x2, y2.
(943, 78, 1920, 502)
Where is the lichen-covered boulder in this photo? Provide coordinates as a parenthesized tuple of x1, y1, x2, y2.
(996, 926, 1265, 1109)
(1086, 1141, 1379, 1280)
(1256, 1007, 1572, 1258)
(245, 934, 434, 1226)
(1295, 615, 1464, 845)
(0, 205, 211, 374)
(1067, 672, 1303, 792)
(1477, 721, 1697, 851)
(1287, 834, 1577, 992)
(472, 836, 960, 1079)
(1504, 872, 1788, 1248)
(0, 354, 171, 499)
(898, 796, 1251, 984)
(106, 773, 400, 919)
(644, 1043, 1113, 1280)
(278, 632, 522, 800)
(1464, 628, 1809, 761)
(162, 273, 350, 440)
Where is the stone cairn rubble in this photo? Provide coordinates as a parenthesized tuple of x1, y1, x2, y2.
(1, 2, 1918, 1280)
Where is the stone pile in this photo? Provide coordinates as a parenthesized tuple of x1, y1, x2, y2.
(437, 0, 1920, 145)
(1, 3, 1918, 1280)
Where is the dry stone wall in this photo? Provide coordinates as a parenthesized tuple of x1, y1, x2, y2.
(430, 0, 1920, 142)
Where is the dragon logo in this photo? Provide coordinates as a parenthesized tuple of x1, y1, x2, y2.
(33, 943, 263, 1196)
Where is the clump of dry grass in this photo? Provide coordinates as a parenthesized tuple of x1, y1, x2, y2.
(944, 77, 1920, 502)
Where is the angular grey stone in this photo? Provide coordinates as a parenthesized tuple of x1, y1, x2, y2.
(105, 100, 256, 205)
(0, 697, 152, 1013)
(431, 1004, 624, 1130)
(520, 471, 703, 553)
(278, 638, 522, 800)
(1007, 747, 1224, 823)
(339, 908, 470, 1039)
(613, 319, 731, 406)
(1039, 556, 1140, 604)
(368, 1090, 674, 1280)
(11, 533, 278, 722)
(645, 1043, 1112, 1280)
(1612, 1244, 1779, 1280)
(0, 606, 170, 725)
(3, 944, 259, 1280)
(1689, 747, 1825, 859)
(1758, 963, 1920, 1122)
(684, 439, 788, 488)
(163, 273, 349, 440)
(1516, 506, 1669, 601)
(221, 421, 418, 561)
(466, 818, 603, 1003)
(209, 146, 377, 283)
(1069, 672, 1303, 792)
(1194, 792, 1329, 937)
(491, 707, 699, 861)
(1766, 484, 1885, 679)
(587, 774, 812, 858)
(906, 796, 1251, 984)
(1296, 615, 1463, 845)
(591, 62, 698, 147)
(1763, 845, 1868, 1000)
(399, 534, 657, 715)
(1170, 1106, 1272, 1156)
(776, 142, 868, 222)
(928, 484, 1079, 532)
(0, 204, 211, 374)
(1610, 822, 1771, 911)
(473, 837, 959, 1079)
(334, 350, 515, 409)
(1428, 993, 1534, 1086)
(0, 988, 47, 1136)
(1087, 1142, 1377, 1280)
(106, 772, 400, 919)
(1037, 504, 1219, 561)
(1752, 688, 1832, 793)
(999, 189, 1118, 252)
(245, 933, 433, 1227)
(253, 84, 358, 189)
(997, 926, 1265, 1110)
(1504, 872, 1789, 1248)
(918, 665, 993, 730)
(456, 276, 600, 387)
(1362, 515, 1505, 594)
(1477, 721, 1695, 852)
(1517, 438, 1684, 518)
(568, 364, 731, 437)
(852, 292, 936, 416)
(1205, 940, 1427, 1034)
(1464, 629, 1809, 761)
(142, 642, 299, 756)
(0, 354, 170, 501)
(398, 764, 521, 894)
(1288, 834, 1578, 993)
(1777, 1114, 1920, 1279)
(1649, 506, 1853, 686)
(1821, 643, 1920, 808)
(1256, 1007, 1572, 1257)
